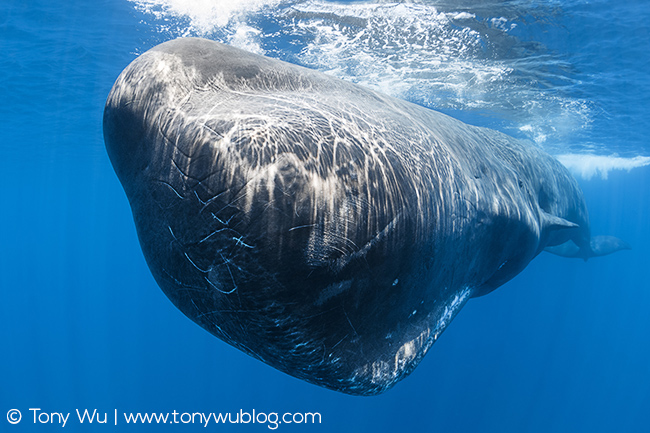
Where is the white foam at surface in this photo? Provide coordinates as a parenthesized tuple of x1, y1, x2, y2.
(129, 0, 518, 110)
(555, 154, 650, 180)
(129, 0, 280, 53)
(451, 12, 475, 20)
(276, 1, 595, 149)
(286, 2, 511, 103)
(129, 0, 279, 31)
(229, 25, 264, 54)
(128, 0, 630, 159)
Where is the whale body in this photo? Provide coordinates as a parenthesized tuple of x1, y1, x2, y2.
(103, 37, 628, 395)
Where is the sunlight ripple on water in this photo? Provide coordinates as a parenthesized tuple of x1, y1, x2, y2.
(128, 0, 650, 177)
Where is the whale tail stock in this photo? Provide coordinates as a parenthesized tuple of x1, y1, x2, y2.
(544, 235, 631, 261)
(538, 210, 630, 261)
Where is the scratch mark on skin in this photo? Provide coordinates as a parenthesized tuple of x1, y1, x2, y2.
(194, 190, 205, 205)
(167, 225, 179, 249)
(194, 306, 226, 333)
(233, 236, 255, 248)
(212, 213, 235, 225)
(352, 212, 401, 259)
(198, 309, 259, 315)
(154, 180, 184, 199)
(331, 335, 348, 349)
(289, 224, 317, 232)
(160, 125, 192, 160)
(170, 157, 222, 184)
(205, 275, 238, 294)
(198, 121, 225, 138)
(342, 307, 359, 338)
(161, 268, 205, 291)
(221, 252, 243, 272)
(201, 252, 240, 295)
(199, 190, 230, 213)
(217, 191, 248, 214)
(184, 251, 211, 273)
(170, 157, 190, 178)
(198, 227, 229, 243)
(175, 286, 206, 293)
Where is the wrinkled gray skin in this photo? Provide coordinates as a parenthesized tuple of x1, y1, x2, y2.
(104, 38, 628, 396)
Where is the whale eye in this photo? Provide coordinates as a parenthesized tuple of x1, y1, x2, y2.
(518, 180, 524, 188)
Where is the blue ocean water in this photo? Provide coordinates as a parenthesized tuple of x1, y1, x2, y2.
(1, 0, 649, 431)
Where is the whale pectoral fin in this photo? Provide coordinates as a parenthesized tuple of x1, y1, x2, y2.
(540, 212, 580, 248)
(589, 235, 631, 257)
(542, 213, 580, 231)
(544, 236, 630, 260)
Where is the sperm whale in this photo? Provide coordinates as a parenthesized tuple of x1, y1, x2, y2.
(103, 37, 629, 395)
